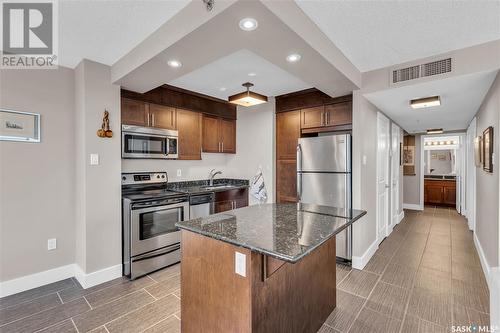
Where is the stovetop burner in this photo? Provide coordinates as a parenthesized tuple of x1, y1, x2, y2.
(121, 172, 186, 201)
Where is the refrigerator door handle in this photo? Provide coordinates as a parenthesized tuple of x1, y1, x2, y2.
(297, 144, 302, 201)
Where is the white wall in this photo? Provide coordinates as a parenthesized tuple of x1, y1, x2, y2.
(0, 67, 76, 282)
(122, 99, 276, 205)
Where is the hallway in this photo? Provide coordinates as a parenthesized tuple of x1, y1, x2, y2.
(323, 206, 490, 332)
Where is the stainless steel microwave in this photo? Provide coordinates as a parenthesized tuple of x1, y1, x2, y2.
(122, 125, 178, 159)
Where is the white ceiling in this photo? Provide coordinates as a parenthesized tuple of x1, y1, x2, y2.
(296, 0, 500, 72)
(169, 49, 312, 100)
(364, 70, 499, 133)
(59, 0, 189, 68)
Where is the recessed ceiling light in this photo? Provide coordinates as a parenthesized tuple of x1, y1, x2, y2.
(239, 18, 258, 31)
(248, 72, 257, 77)
(219, 87, 227, 91)
(167, 60, 182, 68)
(410, 96, 440, 109)
(286, 53, 301, 63)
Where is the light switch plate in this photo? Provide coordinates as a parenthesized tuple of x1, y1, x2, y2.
(90, 154, 99, 165)
(47, 238, 57, 251)
(177, 169, 182, 177)
(235, 252, 246, 277)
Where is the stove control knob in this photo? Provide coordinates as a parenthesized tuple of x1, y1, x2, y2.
(162, 175, 165, 178)
(122, 176, 126, 181)
(157, 175, 160, 178)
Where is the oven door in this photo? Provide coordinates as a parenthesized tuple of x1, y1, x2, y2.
(166, 136, 178, 159)
(122, 131, 168, 159)
(130, 199, 188, 256)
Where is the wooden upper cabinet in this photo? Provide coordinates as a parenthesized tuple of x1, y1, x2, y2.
(202, 115, 220, 153)
(177, 109, 201, 160)
(300, 106, 325, 129)
(121, 98, 148, 126)
(324, 102, 352, 126)
(276, 111, 300, 160)
(202, 115, 236, 154)
(220, 119, 236, 153)
(149, 104, 176, 130)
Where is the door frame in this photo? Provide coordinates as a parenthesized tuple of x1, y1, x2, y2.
(466, 118, 477, 230)
(419, 132, 467, 213)
(376, 112, 391, 243)
(390, 123, 401, 231)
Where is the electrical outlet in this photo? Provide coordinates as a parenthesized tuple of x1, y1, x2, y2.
(177, 169, 182, 177)
(90, 154, 99, 165)
(47, 238, 57, 251)
(235, 252, 246, 277)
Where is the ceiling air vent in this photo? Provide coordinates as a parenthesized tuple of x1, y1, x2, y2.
(392, 58, 452, 84)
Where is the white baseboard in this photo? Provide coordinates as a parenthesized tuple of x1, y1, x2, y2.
(0, 263, 122, 297)
(352, 238, 379, 270)
(398, 211, 405, 224)
(490, 267, 500, 330)
(0, 264, 76, 298)
(473, 232, 491, 289)
(74, 264, 122, 289)
(403, 203, 423, 211)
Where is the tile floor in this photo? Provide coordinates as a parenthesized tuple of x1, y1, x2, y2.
(0, 207, 489, 333)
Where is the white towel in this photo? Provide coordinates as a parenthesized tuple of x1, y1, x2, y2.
(250, 168, 268, 203)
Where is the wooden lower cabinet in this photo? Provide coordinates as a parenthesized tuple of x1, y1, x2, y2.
(277, 160, 297, 203)
(214, 188, 249, 213)
(177, 109, 201, 160)
(424, 179, 456, 206)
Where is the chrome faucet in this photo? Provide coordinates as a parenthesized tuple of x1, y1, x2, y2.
(208, 169, 222, 186)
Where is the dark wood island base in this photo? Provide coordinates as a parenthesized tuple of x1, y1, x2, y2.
(180, 230, 337, 333)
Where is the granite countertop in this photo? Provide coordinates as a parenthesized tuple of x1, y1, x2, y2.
(168, 178, 249, 194)
(176, 203, 366, 263)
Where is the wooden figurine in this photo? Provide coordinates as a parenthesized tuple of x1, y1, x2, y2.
(97, 110, 113, 138)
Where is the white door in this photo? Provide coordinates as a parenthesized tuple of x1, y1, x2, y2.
(391, 124, 400, 230)
(377, 112, 391, 243)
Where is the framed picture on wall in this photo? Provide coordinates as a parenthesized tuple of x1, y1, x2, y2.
(0, 109, 40, 142)
(474, 136, 483, 167)
(483, 126, 493, 173)
(403, 146, 415, 166)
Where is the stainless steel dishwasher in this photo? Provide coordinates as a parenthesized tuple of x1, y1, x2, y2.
(189, 193, 214, 218)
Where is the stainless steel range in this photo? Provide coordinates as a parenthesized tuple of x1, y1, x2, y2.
(122, 172, 188, 279)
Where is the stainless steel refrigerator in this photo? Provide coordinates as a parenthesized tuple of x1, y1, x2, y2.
(297, 134, 352, 261)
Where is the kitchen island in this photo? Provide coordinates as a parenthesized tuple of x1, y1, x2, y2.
(176, 203, 366, 333)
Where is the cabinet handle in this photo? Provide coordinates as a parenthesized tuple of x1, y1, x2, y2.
(151, 113, 155, 127)
(321, 112, 324, 126)
(222, 142, 224, 152)
(327, 112, 330, 125)
(147, 113, 150, 126)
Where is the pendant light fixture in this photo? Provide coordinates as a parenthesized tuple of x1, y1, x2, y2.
(228, 82, 268, 107)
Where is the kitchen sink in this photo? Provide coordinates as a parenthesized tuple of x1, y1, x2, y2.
(201, 184, 236, 190)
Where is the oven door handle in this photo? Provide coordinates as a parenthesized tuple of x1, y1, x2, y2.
(133, 243, 181, 262)
(132, 199, 187, 209)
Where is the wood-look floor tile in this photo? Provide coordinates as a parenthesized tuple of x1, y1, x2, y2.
(337, 269, 378, 298)
(84, 276, 155, 308)
(414, 267, 451, 294)
(72, 290, 154, 333)
(452, 263, 488, 289)
(317, 324, 341, 333)
(0, 279, 75, 310)
(0, 292, 61, 326)
(466, 307, 490, 327)
(36, 319, 77, 333)
(144, 274, 180, 299)
(0, 298, 89, 333)
(381, 263, 417, 289)
(420, 252, 451, 273)
(452, 278, 489, 313)
(143, 315, 181, 333)
(336, 264, 351, 285)
(147, 264, 180, 283)
(400, 314, 447, 333)
(58, 277, 128, 303)
(106, 294, 179, 333)
(452, 250, 482, 268)
(348, 307, 401, 333)
(376, 239, 401, 257)
(324, 290, 365, 332)
(366, 281, 409, 320)
(364, 253, 390, 275)
(391, 250, 423, 268)
(424, 243, 451, 257)
(452, 303, 490, 327)
(407, 286, 452, 327)
(88, 326, 109, 333)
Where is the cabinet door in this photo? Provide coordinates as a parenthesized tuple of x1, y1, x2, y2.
(425, 185, 443, 204)
(276, 111, 301, 160)
(121, 98, 148, 126)
(324, 102, 352, 126)
(300, 106, 325, 129)
(214, 201, 233, 213)
(202, 115, 221, 153)
(277, 160, 297, 203)
(443, 184, 456, 205)
(220, 119, 236, 154)
(177, 109, 201, 160)
(149, 104, 176, 130)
